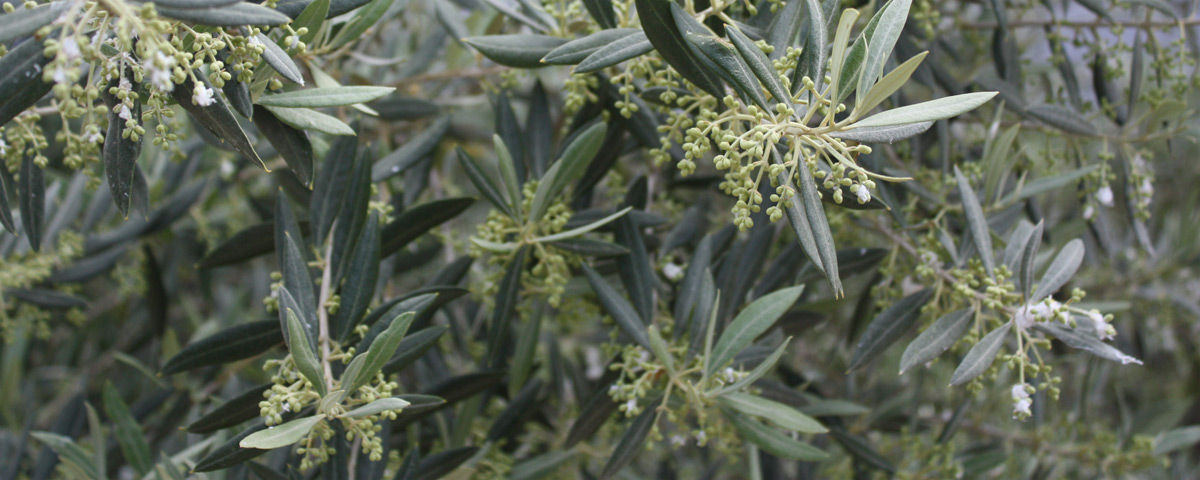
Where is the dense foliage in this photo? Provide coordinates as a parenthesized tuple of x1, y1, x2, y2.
(1, 0, 1199, 478)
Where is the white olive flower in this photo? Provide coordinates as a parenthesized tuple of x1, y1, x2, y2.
(1138, 179, 1153, 196)
(854, 184, 871, 204)
(192, 84, 216, 106)
(694, 430, 707, 446)
(662, 262, 684, 281)
(1096, 185, 1114, 207)
(1084, 310, 1115, 341)
(723, 367, 736, 383)
(1083, 205, 1095, 220)
(117, 104, 132, 121)
(670, 434, 687, 447)
(61, 36, 81, 61)
(142, 51, 175, 92)
(1011, 383, 1032, 418)
(0, 139, 7, 155)
(624, 398, 637, 412)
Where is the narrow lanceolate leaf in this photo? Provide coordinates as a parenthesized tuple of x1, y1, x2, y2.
(18, 155, 44, 251)
(193, 423, 270, 471)
(829, 121, 933, 144)
(723, 411, 829, 461)
(1018, 221, 1044, 299)
(856, 51, 927, 117)
(613, 215, 654, 324)
(258, 87, 396, 108)
(707, 286, 805, 375)
(372, 115, 449, 181)
(719, 392, 827, 433)
(598, 400, 659, 480)
(464, 34, 567, 68)
(486, 246, 528, 368)
(575, 33, 654, 73)
(633, 0, 725, 97)
(172, 75, 264, 169)
(31, 433, 103, 480)
(1033, 322, 1142, 365)
(533, 206, 633, 243)
(1031, 239, 1084, 302)
(997, 165, 1099, 205)
(0, 167, 15, 234)
(774, 152, 825, 274)
(581, 0, 616, 28)
(715, 339, 788, 395)
(727, 25, 790, 105)
(155, 3, 292, 26)
(286, 309, 327, 395)
(186, 384, 272, 433)
(766, 0, 803, 60)
(1024, 104, 1098, 136)
(0, 37, 53, 127)
(851, 92, 998, 128)
(161, 320, 282, 374)
(256, 34, 305, 85)
(581, 263, 649, 349)
(848, 289, 934, 372)
(350, 311, 415, 392)
(311, 134, 358, 245)
(1002, 221, 1035, 274)
(797, 157, 842, 294)
(792, 0, 827, 93)
(0, 4, 64, 45)
(222, 74, 254, 118)
(342, 397, 410, 419)
(279, 231, 317, 339)
(334, 212, 381, 340)
(458, 147, 515, 218)
(955, 166, 994, 277)
(899, 308, 973, 374)
(102, 383, 152, 476)
(262, 105, 355, 136)
(949, 322, 1009, 386)
(675, 8, 768, 109)
(380, 197, 475, 256)
(494, 135, 523, 220)
(543, 28, 642, 64)
(239, 415, 324, 449)
(529, 122, 606, 221)
(857, 0, 913, 99)
(253, 105, 314, 185)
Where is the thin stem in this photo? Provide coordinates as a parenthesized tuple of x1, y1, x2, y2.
(318, 240, 336, 393)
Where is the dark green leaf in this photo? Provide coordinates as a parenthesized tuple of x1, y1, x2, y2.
(221, 74, 254, 118)
(548, 238, 629, 257)
(334, 212, 381, 340)
(955, 166, 994, 277)
(186, 383, 272, 433)
(582, 263, 650, 349)
(253, 105, 314, 185)
(1023, 104, 1098, 136)
(382, 326, 448, 375)
(415, 447, 476, 480)
(796, 155, 841, 294)
(724, 410, 829, 461)
(156, 3, 291, 26)
(0, 4, 64, 45)
(30, 433, 102, 480)
(457, 146, 516, 218)
(529, 122, 606, 220)
(575, 33, 654, 73)
(349, 311, 416, 392)
(598, 398, 659, 480)
(371, 96, 440, 121)
(510, 451, 577, 480)
(899, 308, 973, 374)
(674, 5, 769, 108)
(487, 379, 542, 441)
(0, 37, 53, 127)
(372, 116, 449, 181)
(0, 167, 15, 234)
(848, 289, 933, 371)
(172, 75, 264, 169)
(949, 322, 1009, 386)
(18, 155, 43, 251)
(542, 29, 641, 65)
(49, 246, 128, 283)
(1018, 221, 1044, 299)
(719, 392, 827, 433)
(766, 0, 803, 60)
(581, 0, 616, 28)
(192, 422, 269, 472)
(566, 381, 620, 447)
(613, 215, 653, 323)
(633, 0, 725, 97)
(285, 308, 327, 395)
(464, 34, 567, 68)
(707, 285, 804, 375)
(380, 197, 475, 256)
(727, 25, 790, 105)
(829, 425, 895, 472)
(310, 133, 358, 245)
(101, 383, 152, 476)
(161, 320, 282, 374)
(5, 288, 87, 309)
(791, 0, 827, 93)
(486, 246, 529, 368)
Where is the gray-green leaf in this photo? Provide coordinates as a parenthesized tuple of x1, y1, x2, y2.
(238, 415, 324, 450)
(707, 285, 804, 375)
(848, 289, 934, 371)
(899, 308, 973, 374)
(949, 322, 1009, 386)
